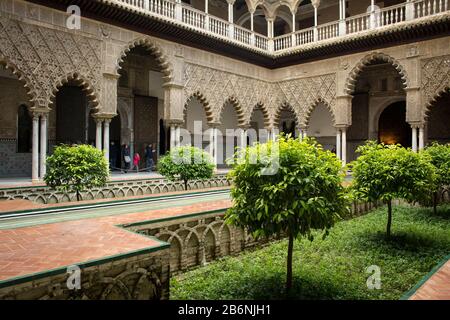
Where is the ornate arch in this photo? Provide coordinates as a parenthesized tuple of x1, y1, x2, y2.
(50, 72, 100, 109)
(304, 98, 337, 127)
(247, 102, 271, 128)
(0, 55, 38, 107)
(345, 52, 409, 95)
(423, 87, 450, 121)
(218, 97, 247, 127)
(117, 37, 173, 83)
(184, 91, 215, 124)
(273, 102, 301, 129)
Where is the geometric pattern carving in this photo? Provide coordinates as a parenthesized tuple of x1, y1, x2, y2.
(421, 54, 450, 107)
(278, 73, 337, 126)
(184, 63, 337, 127)
(0, 17, 101, 109)
(184, 63, 280, 126)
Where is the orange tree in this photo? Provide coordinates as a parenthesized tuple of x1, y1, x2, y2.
(45, 144, 108, 201)
(225, 136, 349, 293)
(424, 142, 450, 214)
(351, 141, 436, 238)
(158, 146, 215, 191)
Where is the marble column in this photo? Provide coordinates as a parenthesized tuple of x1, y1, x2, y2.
(341, 127, 347, 165)
(411, 125, 418, 152)
(336, 128, 342, 160)
(39, 113, 48, 180)
(418, 126, 425, 150)
(213, 127, 218, 167)
(95, 118, 103, 151)
(32, 113, 40, 183)
(240, 128, 247, 149)
(312, 0, 320, 41)
(103, 119, 111, 165)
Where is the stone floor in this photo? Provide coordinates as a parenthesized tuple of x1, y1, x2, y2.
(0, 196, 231, 282)
(409, 259, 450, 300)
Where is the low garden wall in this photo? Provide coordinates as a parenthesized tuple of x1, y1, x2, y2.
(0, 247, 170, 300)
(0, 174, 231, 204)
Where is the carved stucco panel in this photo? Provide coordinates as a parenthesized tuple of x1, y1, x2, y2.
(0, 17, 102, 109)
(421, 54, 450, 106)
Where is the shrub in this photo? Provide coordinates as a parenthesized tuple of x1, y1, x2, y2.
(350, 141, 436, 237)
(157, 146, 215, 190)
(45, 144, 109, 201)
(225, 136, 349, 293)
(424, 142, 450, 214)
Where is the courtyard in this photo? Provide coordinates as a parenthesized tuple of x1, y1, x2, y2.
(0, 0, 449, 306)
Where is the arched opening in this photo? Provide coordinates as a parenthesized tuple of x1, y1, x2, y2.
(277, 105, 297, 138)
(118, 44, 164, 172)
(307, 102, 335, 151)
(426, 91, 450, 144)
(0, 64, 33, 177)
(54, 83, 94, 146)
(184, 97, 210, 149)
(253, 6, 269, 36)
(17, 105, 32, 153)
(218, 102, 240, 168)
(378, 101, 411, 147)
(347, 57, 407, 161)
(274, 5, 293, 37)
(249, 106, 268, 143)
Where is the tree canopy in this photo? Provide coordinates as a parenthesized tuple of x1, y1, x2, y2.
(351, 141, 436, 237)
(45, 144, 109, 201)
(158, 146, 215, 190)
(226, 136, 349, 292)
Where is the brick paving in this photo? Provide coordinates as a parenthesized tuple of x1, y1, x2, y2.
(409, 259, 450, 300)
(0, 198, 231, 282)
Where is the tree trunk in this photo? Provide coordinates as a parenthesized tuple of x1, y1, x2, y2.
(286, 233, 294, 294)
(184, 180, 188, 191)
(433, 191, 438, 215)
(76, 190, 81, 202)
(386, 200, 392, 238)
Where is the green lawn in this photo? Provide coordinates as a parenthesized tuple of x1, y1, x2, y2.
(171, 205, 450, 300)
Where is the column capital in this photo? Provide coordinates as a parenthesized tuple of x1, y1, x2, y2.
(30, 108, 50, 118)
(162, 81, 184, 89)
(226, 0, 235, 4)
(208, 121, 221, 128)
(93, 113, 116, 121)
(299, 125, 309, 131)
(166, 119, 185, 127)
(409, 122, 425, 129)
(238, 123, 251, 130)
(311, 0, 321, 9)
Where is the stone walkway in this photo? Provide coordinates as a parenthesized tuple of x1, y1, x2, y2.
(0, 197, 231, 283)
(409, 259, 450, 300)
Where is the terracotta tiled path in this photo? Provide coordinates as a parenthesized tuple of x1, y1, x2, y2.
(0, 198, 231, 283)
(409, 259, 450, 300)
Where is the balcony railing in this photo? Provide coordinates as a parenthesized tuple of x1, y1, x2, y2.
(111, 0, 449, 53)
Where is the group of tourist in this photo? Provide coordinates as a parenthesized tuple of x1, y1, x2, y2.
(109, 142, 157, 174)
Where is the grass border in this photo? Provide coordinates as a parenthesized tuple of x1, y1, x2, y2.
(400, 253, 450, 300)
